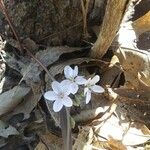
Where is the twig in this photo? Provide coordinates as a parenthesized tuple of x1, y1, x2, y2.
(80, 0, 90, 38)
(24, 47, 55, 81)
(0, 0, 23, 54)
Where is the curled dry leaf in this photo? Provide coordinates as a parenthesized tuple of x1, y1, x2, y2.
(95, 115, 150, 146)
(108, 88, 150, 126)
(115, 47, 150, 89)
(0, 86, 30, 117)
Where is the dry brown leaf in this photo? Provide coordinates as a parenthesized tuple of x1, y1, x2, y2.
(108, 137, 127, 150)
(95, 114, 150, 146)
(0, 86, 30, 117)
(9, 83, 42, 120)
(73, 126, 94, 150)
(73, 126, 107, 150)
(115, 47, 150, 89)
(40, 132, 62, 150)
(34, 142, 46, 150)
(101, 55, 121, 87)
(132, 11, 150, 36)
(22, 46, 83, 84)
(0, 120, 19, 138)
(48, 58, 92, 77)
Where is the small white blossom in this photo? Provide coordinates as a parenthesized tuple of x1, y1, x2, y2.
(63, 65, 86, 94)
(84, 75, 105, 104)
(44, 81, 73, 112)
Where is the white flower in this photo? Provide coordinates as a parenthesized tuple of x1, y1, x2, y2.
(63, 65, 86, 94)
(44, 81, 73, 112)
(84, 75, 105, 104)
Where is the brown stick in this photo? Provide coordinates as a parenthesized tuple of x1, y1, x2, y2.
(0, 0, 23, 54)
(91, 0, 128, 58)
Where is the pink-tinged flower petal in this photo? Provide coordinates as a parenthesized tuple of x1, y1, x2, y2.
(52, 81, 61, 94)
(85, 90, 91, 104)
(70, 82, 79, 94)
(84, 87, 89, 95)
(62, 96, 73, 107)
(44, 91, 57, 101)
(75, 76, 87, 85)
(90, 75, 100, 85)
(90, 85, 105, 93)
(73, 66, 78, 77)
(53, 100, 63, 112)
(64, 66, 74, 79)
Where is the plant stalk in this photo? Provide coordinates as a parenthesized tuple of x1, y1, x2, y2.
(60, 107, 72, 150)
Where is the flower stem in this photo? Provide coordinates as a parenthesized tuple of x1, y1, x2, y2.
(60, 107, 72, 150)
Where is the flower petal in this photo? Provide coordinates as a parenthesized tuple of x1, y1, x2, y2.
(90, 75, 100, 85)
(62, 96, 73, 107)
(64, 65, 74, 79)
(85, 90, 91, 104)
(90, 85, 105, 93)
(53, 100, 63, 112)
(75, 76, 87, 85)
(70, 82, 79, 94)
(61, 80, 72, 95)
(84, 87, 89, 95)
(73, 66, 78, 77)
(44, 91, 57, 101)
(52, 81, 61, 94)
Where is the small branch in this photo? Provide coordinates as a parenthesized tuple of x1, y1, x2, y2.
(0, 0, 23, 54)
(24, 47, 55, 82)
(80, 0, 90, 38)
(91, 0, 128, 58)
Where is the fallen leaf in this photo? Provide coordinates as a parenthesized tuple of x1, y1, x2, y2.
(115, 47, 150, 89)
(22, 46, 84, 84)
(73, 126, 94, 150)
(48, 57, 91, 77)
(34, 142, 46, 150)
(9, 83, 42, 120)
(40, 132, 62, 150)
(132, 11, 150, 36)
(101, 55, 121, 87)
(96, 114, 150, 146)
(108, 137, 127, 150)
(0, 86, 30, 116)
(0, 120, 19, 138)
